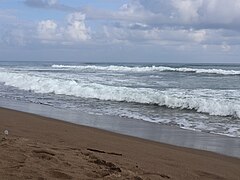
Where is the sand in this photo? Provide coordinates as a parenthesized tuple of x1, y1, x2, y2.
(0, 107, 239, 180)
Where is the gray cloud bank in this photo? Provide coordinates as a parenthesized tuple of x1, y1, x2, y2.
(24, 0, 77, 12)
(1, 0, 240, 62)
(23, 0, 240, 30)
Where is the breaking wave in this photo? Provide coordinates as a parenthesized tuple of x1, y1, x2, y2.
(52, 64, 240, 75)
(1, 70, 240, 118)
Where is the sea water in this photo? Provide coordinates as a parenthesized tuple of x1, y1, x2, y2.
(0, 61, 239, 137)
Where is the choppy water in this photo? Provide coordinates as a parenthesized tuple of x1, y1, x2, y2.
(0, 61, 240, 137)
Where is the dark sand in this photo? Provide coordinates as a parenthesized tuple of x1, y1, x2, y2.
(0, 107, 240, 180)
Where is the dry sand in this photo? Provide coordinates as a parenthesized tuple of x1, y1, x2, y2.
(0, 107, 240, 180)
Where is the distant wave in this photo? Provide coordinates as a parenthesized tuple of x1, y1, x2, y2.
(1, 71, 240, 118)
(52, 64, 240, 75)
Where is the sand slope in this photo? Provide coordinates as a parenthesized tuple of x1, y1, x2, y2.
(0, 108, 240, 180)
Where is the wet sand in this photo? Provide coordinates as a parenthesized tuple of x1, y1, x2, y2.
(0, 107, 240, 180)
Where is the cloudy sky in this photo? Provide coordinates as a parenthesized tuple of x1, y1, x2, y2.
(0, 0, 240, 63)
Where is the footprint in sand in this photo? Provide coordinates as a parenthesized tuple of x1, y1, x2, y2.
(32, 149, 56, 161)
(49, 170, 72, 179)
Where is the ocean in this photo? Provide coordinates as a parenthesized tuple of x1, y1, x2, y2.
(0, 61, 240, 138)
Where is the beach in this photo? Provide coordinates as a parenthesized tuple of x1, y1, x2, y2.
(0, 107, 240, 180)
(1, 0, 240, 179)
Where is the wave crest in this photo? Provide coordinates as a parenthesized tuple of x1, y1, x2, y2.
(52, 64, 240, 75)
(1, 71, 240, 118)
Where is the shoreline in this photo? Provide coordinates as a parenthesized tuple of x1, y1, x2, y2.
(0, 97, 240, 159)
(0, 107, 240, 179)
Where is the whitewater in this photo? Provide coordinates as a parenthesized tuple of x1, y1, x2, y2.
(0, 62, 240, 137)
(52, 64, 240, 75)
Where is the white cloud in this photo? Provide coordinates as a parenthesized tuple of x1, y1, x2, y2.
(96, 0, 240, 48)
(201, 0, 240, 24)
(37, 12, 90, 44)
(112, 0, 240, 28)
(103, 25, 161, 44)
(171, 0, 202, 23)
(66, 12, 90, 41)
(38, 20, 58, 40)
(103, 24, 208, 46)
(23, 0, 240, 30)
(2, 0, 240, 52)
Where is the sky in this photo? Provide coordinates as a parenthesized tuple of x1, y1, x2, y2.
(0, 0, 240, 63)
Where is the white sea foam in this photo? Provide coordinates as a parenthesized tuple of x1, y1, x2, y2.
(52, 64, 240, 75)
(1, 70, 240, 119)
